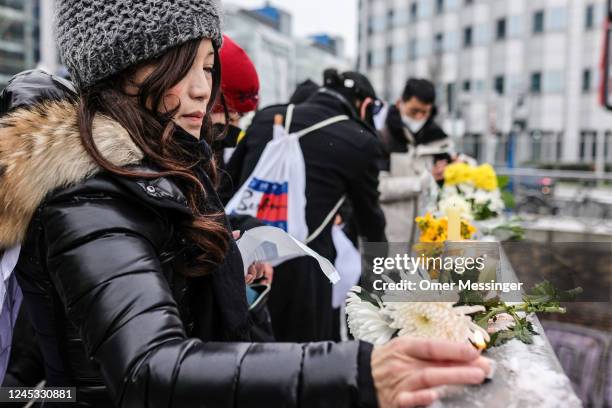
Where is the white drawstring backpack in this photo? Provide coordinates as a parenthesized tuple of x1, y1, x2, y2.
(226, 104, 348, 244)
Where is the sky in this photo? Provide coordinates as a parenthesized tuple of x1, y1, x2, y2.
(223, 0, 358, 58)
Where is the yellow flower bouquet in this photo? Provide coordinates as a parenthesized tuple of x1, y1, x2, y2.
(439, 163, 507, 221)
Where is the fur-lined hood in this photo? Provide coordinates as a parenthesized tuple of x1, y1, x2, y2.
(0, 100, 144, 248)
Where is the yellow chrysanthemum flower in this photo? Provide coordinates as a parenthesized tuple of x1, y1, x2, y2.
(472, 164, 498, 191)
(443, 162, 473, 185)
(415, 213, 476, 243)
(461, 219, 477, 239)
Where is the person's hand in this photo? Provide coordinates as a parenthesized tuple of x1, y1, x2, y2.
(372, 337, 492, 408)
(432, 159, 448, 182)
(245, 262, 273, 285)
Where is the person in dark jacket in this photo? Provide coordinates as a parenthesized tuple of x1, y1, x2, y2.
(289, 79, 320, 104)
(0, 2, 491, 407)
(224, 69, 387, 342)
(0, 69, 78, 390)
(379, 78, 453, 181)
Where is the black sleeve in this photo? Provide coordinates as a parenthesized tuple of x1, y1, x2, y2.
(346, 137, 387, 243)
(41, 193, 376, 407)
(220, 138, 248, 205)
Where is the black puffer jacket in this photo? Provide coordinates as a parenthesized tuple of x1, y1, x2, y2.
(0, 100, 377, 407)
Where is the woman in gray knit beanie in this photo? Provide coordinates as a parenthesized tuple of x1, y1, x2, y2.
(0, 1, 491, 406)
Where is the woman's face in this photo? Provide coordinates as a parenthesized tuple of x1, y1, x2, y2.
(129, 39, 216, 139)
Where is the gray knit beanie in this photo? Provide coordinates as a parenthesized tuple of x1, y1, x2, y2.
(56, 0, 223, 88)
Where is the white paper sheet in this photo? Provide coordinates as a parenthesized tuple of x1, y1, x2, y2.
(236, 226, 340, 284)
(331, 225, 361, 308)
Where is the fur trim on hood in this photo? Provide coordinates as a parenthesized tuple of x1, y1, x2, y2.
(0, 100, 143, 248)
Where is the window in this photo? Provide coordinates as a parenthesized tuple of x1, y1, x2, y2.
(509, 15, 523, 37)
(367, 17, 373, 35)
(533, 10, 544, 34)
(372, 50, 385, 67)
(530, 72, 542, 94)
(446, 82, 456, 113)
(464, 0, 473, 4)
(386, 45, 393, 64)
(494, 75, 505, 95)
(464, 26, 473, 47)
(387, 9, 394, 28)
(0, 0, 22, 9)
(474, 79, 486, 93)
(474, 24, 489, 46)
(408, 38, 417, 60)
(583, 69, 592, 93)
(508, 75, 523, 93)
(436, 0, 444, 14)
(547, 7, 567, 31)
(434, 32, 444, 53)
(366, 51, 372, 69)
(410, 2, 418, 20)
(580, 131, 597, 160)
(463, 80, 471, 92)
(444, 31, 459, 51)
(585, 4, 595, 30)
(392, 46, 407, 62)
(446, 0, 460, 12)
(544, 71, 565, 93)
(416, 38, 432, 58)
(0, 49, 25, 73)
(496, 18, 507, 40)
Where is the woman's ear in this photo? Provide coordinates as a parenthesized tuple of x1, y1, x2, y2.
(359, 97, 373, 120)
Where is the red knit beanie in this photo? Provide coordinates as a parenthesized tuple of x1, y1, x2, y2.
(213, 35, 260, 114)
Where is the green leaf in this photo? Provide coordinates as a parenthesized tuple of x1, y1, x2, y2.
(456, 289, 485, 305)
(488, 317, 538, 347)
(492, 224, 525, 241)
(514, 324, 535, 344)
(523, 281, 583, 304)
(501, 190, 515, 209)
(355, 288, 383, 307)
(489, 329, 516, 346)
(497, 175, 510, 189)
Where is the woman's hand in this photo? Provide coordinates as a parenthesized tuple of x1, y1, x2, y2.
(234, 231, 274, 285)
(245, 262, 273, 285)
(372, 337, 492, 408)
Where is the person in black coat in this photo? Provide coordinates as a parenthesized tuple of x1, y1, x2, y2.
(0, 2, 493, 408)
(0, 69, 77, 390)
(378, 78, 453, 181)
(224, 69, 387, 341)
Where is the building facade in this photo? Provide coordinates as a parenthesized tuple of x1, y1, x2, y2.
(358, 0, 612, 166)
(224, 3, 350, 109)
(0, 0, 37, 87)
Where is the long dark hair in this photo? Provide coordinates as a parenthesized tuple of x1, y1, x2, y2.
(76, 38, 230, 277)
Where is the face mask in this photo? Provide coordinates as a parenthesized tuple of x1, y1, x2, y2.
(401, 115, 427, 134)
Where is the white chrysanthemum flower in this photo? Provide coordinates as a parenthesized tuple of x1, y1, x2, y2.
(473, 189, 492, 205)
(441, 184, 459, 197)
(489, 193, 505, 213)
(438, 194, 473, 220)
(458, 183, 476, 198)
(384, 302, 490, 344)
(346, 287, 396, 345)
(487, 313, 515, 334)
